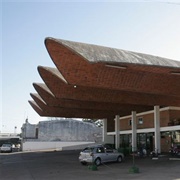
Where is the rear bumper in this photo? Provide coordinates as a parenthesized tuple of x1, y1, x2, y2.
(79, 157, 93, 163)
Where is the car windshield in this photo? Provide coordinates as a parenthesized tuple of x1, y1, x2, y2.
(82, 147, 94, 153)
(2, 144, 11, 147)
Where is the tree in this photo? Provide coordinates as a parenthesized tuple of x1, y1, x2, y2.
(82, 119, 103, 128)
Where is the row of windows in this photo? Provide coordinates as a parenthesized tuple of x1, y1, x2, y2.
(129, 117, 143, 126)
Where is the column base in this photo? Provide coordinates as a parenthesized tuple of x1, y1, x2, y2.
(88, 164, 98, 171)
(129, 166, 139, 173)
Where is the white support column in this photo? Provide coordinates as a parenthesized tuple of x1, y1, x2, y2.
(102, 119, 108, 143)
(132, 111, 137, 152)
(154, 105, 161, 153)
(115, 115, 120, 150)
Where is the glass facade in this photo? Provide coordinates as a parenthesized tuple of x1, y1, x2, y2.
(137, 133, 154, 154)
(119, 131, 180, 153)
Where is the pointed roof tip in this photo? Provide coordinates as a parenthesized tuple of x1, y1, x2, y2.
(33, 82, 45, 88)
(30, 93, 37, 101)
(28, 100, 44, 116)
(32, 82, 55, 98)
(45, 37, 69, 44)
(37, 65, 42, 71)
(44, 37, 54, 42)
(38, 66, 68, 84)
(45, 37, 66, 48)
(30, 93, 43, 103)
(28, 100, 33, 104)
(44, 37, 52, 45)
(30, 93, 46, 103)
(28, 100, 39, 108)
(30, 92, 38, 98)
(37, 65, 50, 70)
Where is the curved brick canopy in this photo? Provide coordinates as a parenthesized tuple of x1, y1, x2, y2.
(37, 66, 180, 107)
(29, 37, 180, 118)
(32, 83, 153, 114)
(45, 38, 180, 96)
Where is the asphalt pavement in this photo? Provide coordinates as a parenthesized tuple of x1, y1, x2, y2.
(0, 150, 180, 180)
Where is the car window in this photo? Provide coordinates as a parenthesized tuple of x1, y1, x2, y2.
(82, 147, 94, 153)
(96, 147, 105, 153)
(104, 145, 114, 153)
(106, 149, 113, 153)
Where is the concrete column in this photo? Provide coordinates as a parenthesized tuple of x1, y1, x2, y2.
(154, 105, 161, 153)
(115, 115, 120, 150)
(132, 111, 137, 152)
(102, 119, 108, 143)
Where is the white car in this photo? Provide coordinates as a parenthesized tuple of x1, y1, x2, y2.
(79, 144, 124, 166)
(0, 144, 12, 153)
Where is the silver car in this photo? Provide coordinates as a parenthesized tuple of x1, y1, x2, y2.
(79, 144, 124, 166)
(0, 144, 12, 153)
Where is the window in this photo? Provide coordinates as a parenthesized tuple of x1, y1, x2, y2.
(138, 117, 143, 125)
(105, 147, 113, 153)
(129, 119, 132, 126)
(83, 147, 93, 153)
(96, 147, 105, 153)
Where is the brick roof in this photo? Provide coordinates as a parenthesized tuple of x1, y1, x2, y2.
(29, 37, 180, 118)
(46, 37, 180, 67)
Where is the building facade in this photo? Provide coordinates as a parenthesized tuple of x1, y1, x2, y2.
(105, 106, 180, 153)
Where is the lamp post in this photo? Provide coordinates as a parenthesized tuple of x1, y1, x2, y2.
(14, 126, 17, 134)
(129, 147, 139, 173)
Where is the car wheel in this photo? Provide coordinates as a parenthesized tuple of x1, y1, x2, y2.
(94, 158, 101, 166)
(117, 156, 122, 163)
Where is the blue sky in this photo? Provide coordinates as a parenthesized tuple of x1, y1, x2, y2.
(1, 1, 180, 133)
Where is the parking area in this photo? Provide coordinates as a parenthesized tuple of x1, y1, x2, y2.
(0, 150, 180, 180)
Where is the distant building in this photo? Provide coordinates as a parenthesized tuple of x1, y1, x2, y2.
(21, 118, 102, 142)
(21, 119, 38, 139)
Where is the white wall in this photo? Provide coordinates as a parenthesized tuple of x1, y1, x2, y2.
(105, 135, 114, 144)
(22, 141, 95, 151)
(38, 119, 102, 142)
